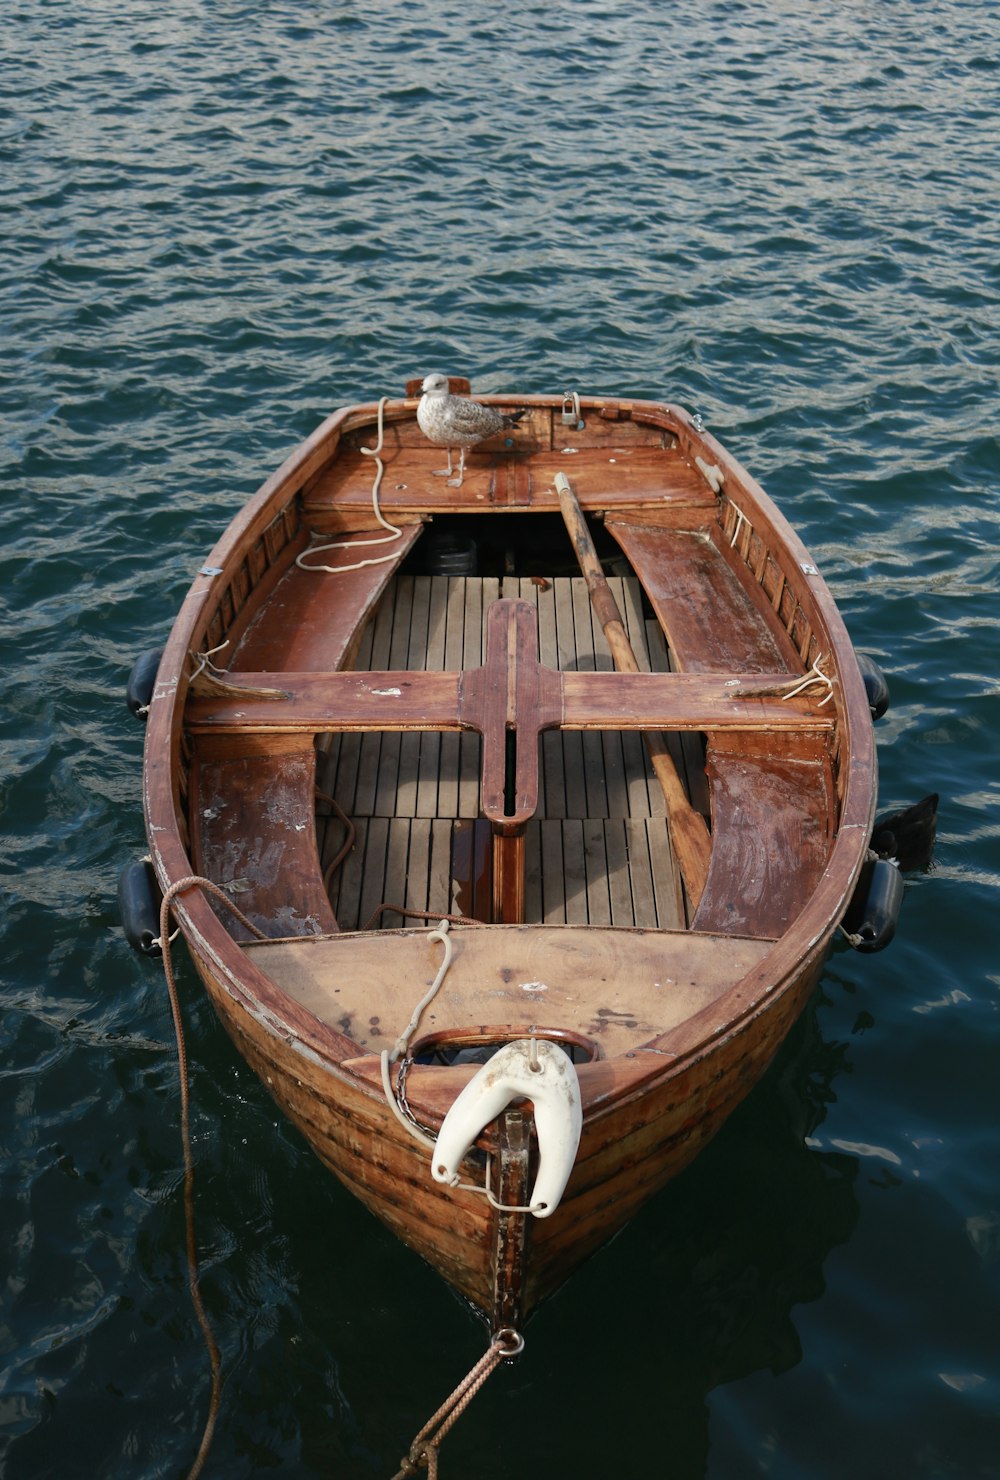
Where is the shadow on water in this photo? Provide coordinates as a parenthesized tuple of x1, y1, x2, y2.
(59, 965, 863, 1479)
(0, 940, 862, 1479)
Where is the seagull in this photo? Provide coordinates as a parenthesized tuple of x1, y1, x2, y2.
(416, 373, 527, 487)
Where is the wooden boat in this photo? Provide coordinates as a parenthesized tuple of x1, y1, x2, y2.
(139, 379, 877, 1333)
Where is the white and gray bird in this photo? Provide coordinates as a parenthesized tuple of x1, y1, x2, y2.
(416, 373, 527, 487)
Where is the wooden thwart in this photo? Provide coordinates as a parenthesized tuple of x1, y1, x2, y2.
(188, 665, 830, 737)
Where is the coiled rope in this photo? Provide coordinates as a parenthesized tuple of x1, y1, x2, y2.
(296, 395, 404, 574)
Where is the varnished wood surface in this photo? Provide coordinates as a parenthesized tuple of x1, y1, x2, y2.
(314, 575, 686, 932)
(232, 524, 424, 672)
(186, 665, 834, 735)
(607, 522, 799, 673)
(191, 743, 337, 940)
(303, 443, 716, 528)
(241, 925, 775, 1059)
(141, 391, 878, 1326)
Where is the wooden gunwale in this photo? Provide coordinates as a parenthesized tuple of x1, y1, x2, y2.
(143, 391, 877, 1320)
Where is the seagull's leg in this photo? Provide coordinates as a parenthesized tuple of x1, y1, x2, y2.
(432, 446, 454, 479)
(447, 446, 466, 488)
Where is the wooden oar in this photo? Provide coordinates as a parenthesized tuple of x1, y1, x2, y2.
(554, 471, 711, 910)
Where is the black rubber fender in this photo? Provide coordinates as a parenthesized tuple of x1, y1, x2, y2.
(842, 856, 904, 953)
(856, 652, 890, 721)
(118, 858, 163, 957)
(125, 647, 163, 721)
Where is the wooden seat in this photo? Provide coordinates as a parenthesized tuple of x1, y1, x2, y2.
(691, 738, 834, 936)
(608, 520, 834, 935)
(228, 524, 423, 673)
(187, 523, 420, 940)
(190, 739, 337, 941)
(303, 445, 716, 529)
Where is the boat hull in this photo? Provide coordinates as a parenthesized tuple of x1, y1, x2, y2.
(187, 926, 828, 1323)
(141, 389, 876, 1330)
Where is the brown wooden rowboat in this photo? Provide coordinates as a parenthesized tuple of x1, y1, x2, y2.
(141, 380, 877, 1334)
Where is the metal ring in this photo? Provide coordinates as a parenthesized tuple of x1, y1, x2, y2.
(493, 1327, 525, 1358)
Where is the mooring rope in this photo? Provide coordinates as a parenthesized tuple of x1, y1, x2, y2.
(296, 395, 405, 574)
(362, 902, 484, 932)
(390, 1328, 525, 1480)
(155, 872, 270, 1480)
(155, 874, 526, 1478)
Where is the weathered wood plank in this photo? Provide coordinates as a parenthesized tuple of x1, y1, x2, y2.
(404, 817, 432, 921)
(623, 818, 656, 927)
(352, 580, 396, 819)
(327, 815, 368, 931)
(374, 577, 415, 817)
(437, 578, 466, 820)
(416, 576, 449, 818)
(540, 820, 565, 924)
(524, 818, 543, 923)
(304, 445, 716, 526)
(582, 819, 612, 927)
(605, 820, 635, 927)
(607, 522, 799, 674)
(648, 815, 685, 929)
(190, 744, 336, 940)
(189, 667, 833, 736)
(357, 815, 390, 931)
(243, 925, 774, 1058)
(395, 575, 432, 817)
(573, 578, 610, 819)
(231, 525, 423, 672)
(459, 579, 487, 818)
(692, 742, 833, 937)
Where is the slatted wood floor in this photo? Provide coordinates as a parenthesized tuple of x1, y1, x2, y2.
(315, 575, 704, 931)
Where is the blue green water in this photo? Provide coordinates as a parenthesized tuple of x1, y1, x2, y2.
(3, 1, 998, 1474)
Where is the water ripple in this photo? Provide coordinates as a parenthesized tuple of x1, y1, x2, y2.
(3, 0, 999, 1475)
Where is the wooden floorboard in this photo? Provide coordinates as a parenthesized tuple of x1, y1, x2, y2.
(316, 574, 688, 931)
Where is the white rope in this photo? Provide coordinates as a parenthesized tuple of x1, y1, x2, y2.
(380, 921, 454, 1150)
(188, 639, 230, 682)
(779, 653, 835, 706)
(296, 395, 404, 574)
(389, 920, 454, 1061)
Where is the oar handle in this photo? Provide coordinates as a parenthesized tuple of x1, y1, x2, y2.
(553, 471, 710, 909)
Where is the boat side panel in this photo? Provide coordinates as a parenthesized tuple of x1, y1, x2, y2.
(523, 948, 827, 1312)
(187, 919, 826, 1322)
